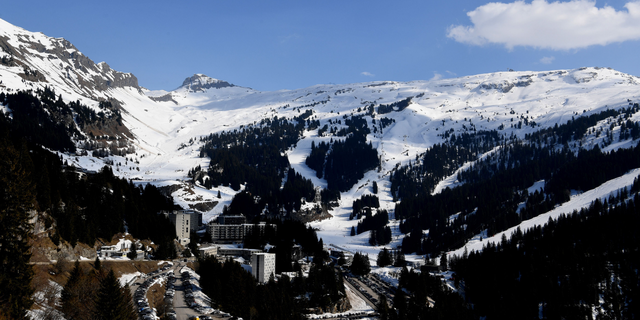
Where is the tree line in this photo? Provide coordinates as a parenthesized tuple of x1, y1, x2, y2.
(451, 192, 640, 319)
(0, 88, 128, 156)
(0, 111, 177, 318)
(60, 260, 137, 320)
(392, 105, 640, 255)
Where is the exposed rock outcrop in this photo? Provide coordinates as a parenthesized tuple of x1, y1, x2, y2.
(181, 74, 235, 92)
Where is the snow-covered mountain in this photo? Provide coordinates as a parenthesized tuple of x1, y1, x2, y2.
(2, 18, 640, 260)
(0, 19, 138, 99)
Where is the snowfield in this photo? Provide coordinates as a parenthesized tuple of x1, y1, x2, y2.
(3, 17, 640, 293)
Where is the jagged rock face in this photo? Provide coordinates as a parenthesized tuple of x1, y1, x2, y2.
(148, 93, 177, 103)
(188, 201, 218, 212)
(148, 74, 235, 102)
(30, 235, 98, 263)
(0, 19, 139, 100)
(181, 74, 234, 92)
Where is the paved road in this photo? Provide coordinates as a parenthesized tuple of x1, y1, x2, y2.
(344, 278, 377, 311)
(129, 261, 232, 320)
(172, 265, 200, 320)
(128, 262, 196, 320)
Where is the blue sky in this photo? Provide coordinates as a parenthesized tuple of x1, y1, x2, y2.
(2, 0, 639, 91)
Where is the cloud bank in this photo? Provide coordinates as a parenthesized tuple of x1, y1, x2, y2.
(447, 0, 640, 50)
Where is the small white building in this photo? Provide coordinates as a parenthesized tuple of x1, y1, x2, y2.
(197, 244, 218, 258)
(251, 252, 276, 283)
(98, 245, 128, 258)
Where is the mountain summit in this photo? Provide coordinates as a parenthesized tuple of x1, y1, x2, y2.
(179, 74, 234, 92)
(2, 16, 640, 228)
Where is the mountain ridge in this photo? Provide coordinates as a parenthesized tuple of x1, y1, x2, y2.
(1, 17, 640, 255)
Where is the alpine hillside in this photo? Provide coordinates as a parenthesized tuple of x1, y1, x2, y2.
(2, 17, 640, 319)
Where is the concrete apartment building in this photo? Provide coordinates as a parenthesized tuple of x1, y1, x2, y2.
(170, 212, 191, 245)
(160, 210, 202, 246)
(251, 252, 276, 283)
(207, 214, 276, 244)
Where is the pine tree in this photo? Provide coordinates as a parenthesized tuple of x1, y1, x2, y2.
(393, 250, 406, 267)
(93, 269, 136, 320)
(94, 256, 102, 272)
(350, 226, 356, 236)
(60, 261, 82, 315)
(0, 140, 35, 320)
(61, 260, 96, 320)
(127, 245, 137, 260)
(120, 284, 138, 320)
(369, 230, 377, 246)
(393, 287, 407, 319)
(440, 253, 448, 270)
(377, 294, 390, 320)
(351, 252, 371, 276)
(377, 248, 393, 267)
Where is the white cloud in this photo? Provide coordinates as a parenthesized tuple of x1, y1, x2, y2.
(447, 0, 640, 50)
(430, 72, 443, 81)
(540, 56, 555, 64)
(446, 70, 457, 76)
(361, 71, 375, 77)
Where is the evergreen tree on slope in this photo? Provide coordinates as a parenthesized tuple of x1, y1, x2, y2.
(93, 269, 136, 320)
(0, 140, 35, 320)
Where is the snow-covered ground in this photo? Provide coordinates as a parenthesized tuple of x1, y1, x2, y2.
(448, 167, 640, 259)
(7, 17, 640, 320)
(27, 280, 64, 320)
(44, 65, 640, 274)
(307, 284, 375, 320)
(119, 272, 143, 287)
(179, 266, 216, 315)
(4, 16, 640, 301)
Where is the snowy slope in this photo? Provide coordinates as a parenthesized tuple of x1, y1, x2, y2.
(2, 18, 640, 259)
(447, 168, 640, 260)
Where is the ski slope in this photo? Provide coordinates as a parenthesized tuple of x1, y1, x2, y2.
(448, 168, 640, 259)
(2, 17, 640, 264)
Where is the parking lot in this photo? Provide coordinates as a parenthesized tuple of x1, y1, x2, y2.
(129, 262, 240, 320)
(344, 273, 395, 309)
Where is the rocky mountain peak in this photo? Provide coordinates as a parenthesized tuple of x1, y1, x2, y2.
(0, 18, 139, 99)
(180, 74, 234, 92)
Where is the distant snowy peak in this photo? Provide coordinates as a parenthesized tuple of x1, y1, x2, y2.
(146, 74, 241, 103)
(179, 74, 235, 92)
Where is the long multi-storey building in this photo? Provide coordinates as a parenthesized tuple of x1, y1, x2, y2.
(217, 215, 246, 225)
(208, 223, 246, 242)
(207, 214, 275, 243)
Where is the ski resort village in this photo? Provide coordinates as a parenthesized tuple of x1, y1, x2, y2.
(1, 5, 640, 320)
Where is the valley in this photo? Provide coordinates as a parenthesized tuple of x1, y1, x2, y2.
(1, 17, 640, 319)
